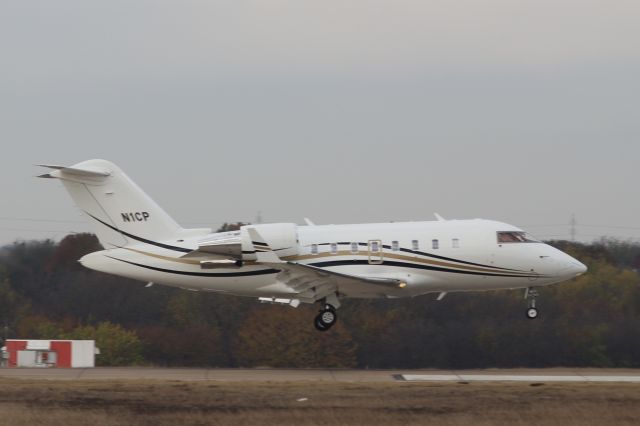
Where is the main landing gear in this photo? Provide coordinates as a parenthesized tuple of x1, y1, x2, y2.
(525, 287, 539, 319)
(314, 305, 337, 331)
(313, 294, 340, 332)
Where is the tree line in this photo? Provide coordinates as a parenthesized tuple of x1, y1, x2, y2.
(0, 231, 639, 368)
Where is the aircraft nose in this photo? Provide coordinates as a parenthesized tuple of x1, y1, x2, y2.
(563, 259, 587, 277)
(541, 245, 587, 281)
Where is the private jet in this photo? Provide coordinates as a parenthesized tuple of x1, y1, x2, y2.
(39, 160, 587, 331)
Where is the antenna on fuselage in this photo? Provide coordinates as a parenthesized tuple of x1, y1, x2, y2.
(434, 213, 446, 221)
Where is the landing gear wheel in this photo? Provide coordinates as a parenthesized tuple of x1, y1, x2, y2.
(526, 307, 539, 319)
(313, 305, 337, 331)
(314, 316, 329, 331)
(320, 309, 336, 325)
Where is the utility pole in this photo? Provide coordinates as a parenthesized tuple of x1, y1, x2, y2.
(1, 322, 8, 367)
(570, 214, 576, 242)
(1, 321, 7, 346)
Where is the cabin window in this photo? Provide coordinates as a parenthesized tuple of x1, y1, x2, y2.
(452, 238, 460, 248)
(497, 231, 540, 243)
(311, 244, 318, 254)
(370, 241, 380, 252)
(412, 240, 419, 250)
(330, 243, 338, 254)
(350, 242, 359, 253)
(392, 240, 399, 251)
(432, 239, 439, 249)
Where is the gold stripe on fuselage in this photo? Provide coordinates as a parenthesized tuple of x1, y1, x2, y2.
(282, 250, 534, 276)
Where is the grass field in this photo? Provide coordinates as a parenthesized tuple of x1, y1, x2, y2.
(0, 378, 639, 425)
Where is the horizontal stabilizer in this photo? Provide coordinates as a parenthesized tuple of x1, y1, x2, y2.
(37, 164, 67, 170)
(36, 164, 111, 179)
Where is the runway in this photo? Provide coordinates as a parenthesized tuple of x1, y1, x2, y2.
(1, 367, 640, 383)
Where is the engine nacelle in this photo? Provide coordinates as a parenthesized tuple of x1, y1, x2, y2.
(195, 223, 299, 265)
(240, 223, 299, 260)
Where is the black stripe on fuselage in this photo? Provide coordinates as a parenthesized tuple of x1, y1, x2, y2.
(396, 247, 519, 271)
(86, 212, 192, 253)
(307, 259, 543, 279)
(107, 256, 280, 277)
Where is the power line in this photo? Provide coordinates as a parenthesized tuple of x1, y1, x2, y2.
(0, 216, 85, 224)
(577, 224, 640, 231)
(0, 216, 229, 227)
(524, 223, 640, 232)
(0, 227, 75, 233)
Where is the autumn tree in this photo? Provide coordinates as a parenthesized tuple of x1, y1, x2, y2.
(0, 271, 31, 343)
(217, 222, 249, 232)
(15, 315, 64, 339)
(46, 233, 102, 273)
(64, 322, 144, 366)
(234, 305, 358, 368)
(136, 291, 227, 366)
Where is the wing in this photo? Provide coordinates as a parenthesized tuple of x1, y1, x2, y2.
(247, 228, 407, 302)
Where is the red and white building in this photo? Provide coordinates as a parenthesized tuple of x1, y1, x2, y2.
(2, 339, 97, 368)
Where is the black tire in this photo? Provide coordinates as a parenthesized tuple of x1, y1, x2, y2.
(526, 307, 539, 319)
(314, 316, 329, 331)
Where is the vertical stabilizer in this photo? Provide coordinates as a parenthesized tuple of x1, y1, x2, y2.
(39, 159, 200, 249)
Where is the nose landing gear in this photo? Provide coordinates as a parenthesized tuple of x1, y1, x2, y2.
(525, 287, 539, 319)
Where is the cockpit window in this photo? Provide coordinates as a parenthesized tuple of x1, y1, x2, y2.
(497, 231, 540, 243)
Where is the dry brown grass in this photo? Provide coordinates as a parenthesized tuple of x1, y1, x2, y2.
(0, 378, 639, 425)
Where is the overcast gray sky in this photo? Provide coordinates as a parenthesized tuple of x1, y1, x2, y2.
(1, 0, 639, 245)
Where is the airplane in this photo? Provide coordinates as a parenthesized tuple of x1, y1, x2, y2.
(38, 159, 587, 331)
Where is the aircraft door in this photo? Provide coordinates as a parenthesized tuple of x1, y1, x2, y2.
(368, 240, 383, 264)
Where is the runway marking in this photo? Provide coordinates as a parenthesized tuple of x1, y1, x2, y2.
(401, 374, 640, 383)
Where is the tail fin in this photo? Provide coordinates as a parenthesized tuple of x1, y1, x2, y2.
(39, 159, 209, 249)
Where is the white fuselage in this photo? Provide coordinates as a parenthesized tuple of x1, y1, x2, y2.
(80, 218, 586, 300)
